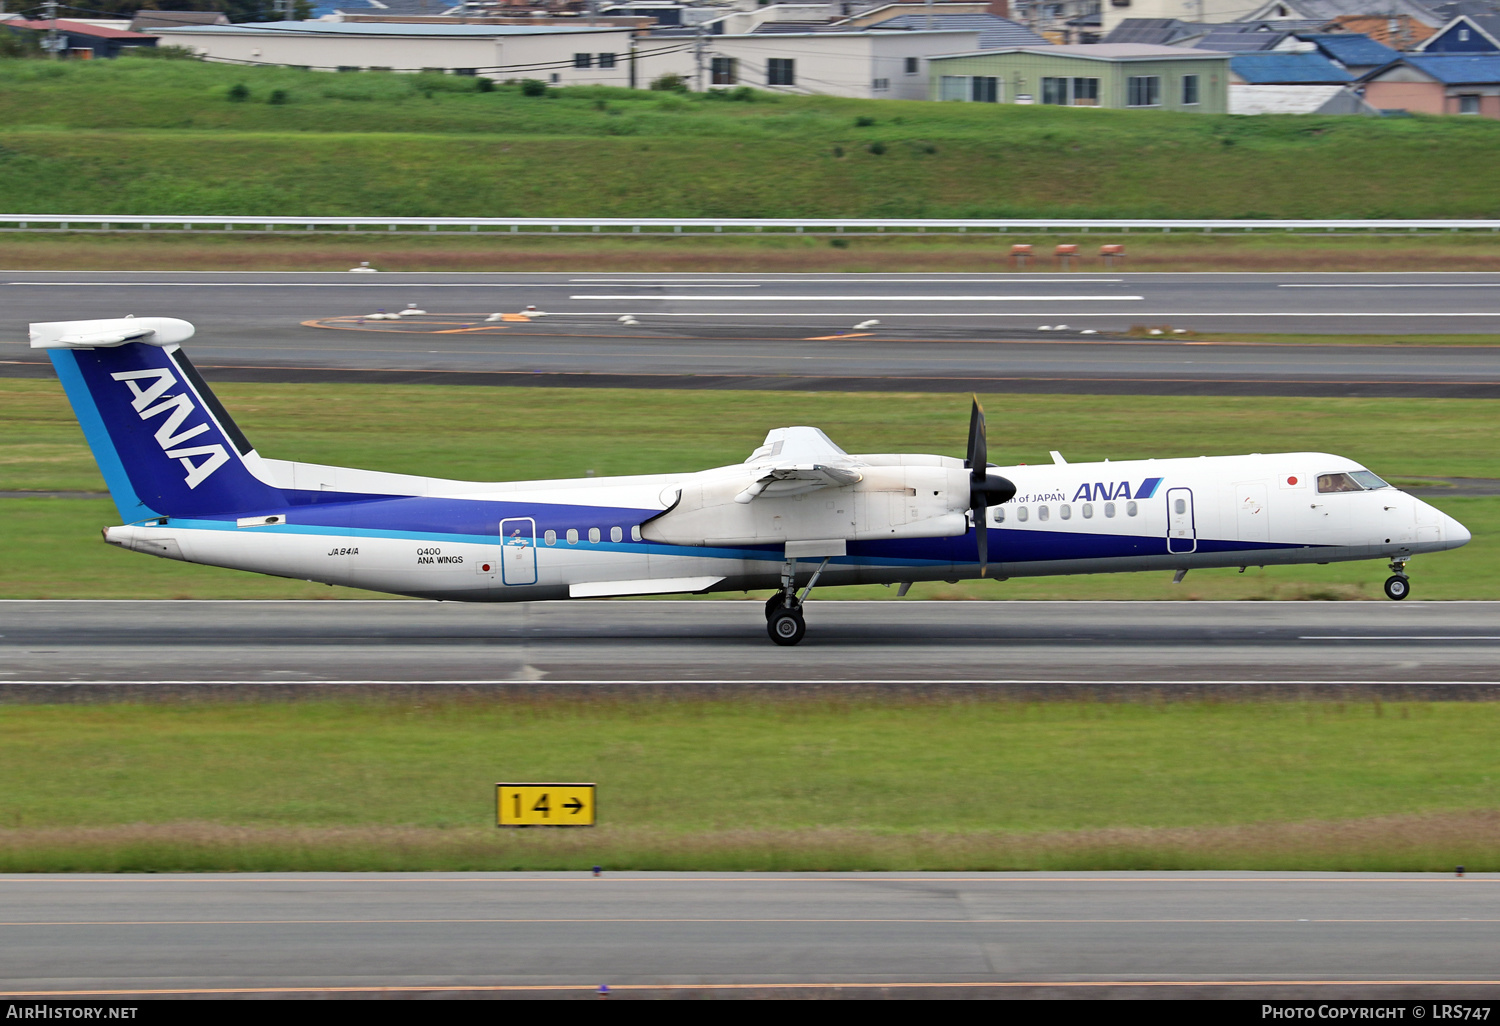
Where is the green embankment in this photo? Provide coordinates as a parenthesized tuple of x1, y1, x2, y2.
(3, 699, 1499, 872)
(0, 379, 1491, 599)
(3, 57, 1500, 218)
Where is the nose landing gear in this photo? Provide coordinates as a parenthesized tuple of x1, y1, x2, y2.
(1384, 559, 1411, 601)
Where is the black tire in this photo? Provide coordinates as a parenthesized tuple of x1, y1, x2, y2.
(767, 609, 806, 646)
(765, 593, 799, 621)
(1384, 575, 1410, 601)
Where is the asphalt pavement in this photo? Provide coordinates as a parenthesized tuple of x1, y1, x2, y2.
(3, 872, 1499, 998)
(4, 271, 1499, 396)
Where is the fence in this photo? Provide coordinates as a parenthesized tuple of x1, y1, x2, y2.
(3, 215, 1499, 235)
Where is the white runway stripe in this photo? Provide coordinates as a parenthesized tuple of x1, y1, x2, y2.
(569, 294, 1143, 302)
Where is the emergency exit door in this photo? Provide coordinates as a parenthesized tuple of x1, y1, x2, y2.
(499, 517, 537, 586)
(1166, 487, 1197, 554)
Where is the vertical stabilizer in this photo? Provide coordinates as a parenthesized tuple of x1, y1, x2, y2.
(35, 319, 286, 520)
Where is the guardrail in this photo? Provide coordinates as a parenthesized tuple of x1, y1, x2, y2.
(2, 215, 1499, 235)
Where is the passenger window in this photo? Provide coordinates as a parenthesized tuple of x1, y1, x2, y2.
(1082, 503, 1093, 519)
(1318, 473, 1362, 493)
(1126, 501, 1137, 517)
(1105, 502, 1116, 518)
(566, 528, 578, 545)
(631, 525, 642, 541)
(544, 530, 556, 545)
(1038, 505, 1049, 522)
(1017, 506, 1029, 522)
(589, 527, 601, 543)
(1060, 504, 1071, 521)
(610, 526, 623, 543)
(993, 507, 1005, 523)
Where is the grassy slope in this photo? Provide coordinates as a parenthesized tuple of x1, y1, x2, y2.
(3, 699, 1500, 871)
(4, 58, 1500, 217)
(0, 379, 1492, 599)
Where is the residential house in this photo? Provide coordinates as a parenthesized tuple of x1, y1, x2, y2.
(1416, 11, 1500, 50)
(1358, 52, 1500, 114)
(1228, 50, 1376, 112)
(128, 11, 230, 31)
(2, 18, 158, 58)
(928, 42, 1228, 109)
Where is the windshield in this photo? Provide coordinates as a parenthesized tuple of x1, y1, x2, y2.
(1349, 470, 1390, 490)
(1318, 471, 1390, 493)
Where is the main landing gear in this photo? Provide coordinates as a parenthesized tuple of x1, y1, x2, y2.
(1384, 559, 1411, 601)
(766, 556, 830, 646)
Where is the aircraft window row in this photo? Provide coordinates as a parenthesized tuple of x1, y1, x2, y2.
(545, 526, 642, 546)
(994, 502, 1140, 524)
(1319, 471, 1390, 493)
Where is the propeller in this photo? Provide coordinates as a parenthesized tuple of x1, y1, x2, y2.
(965, 397, 1016, 575)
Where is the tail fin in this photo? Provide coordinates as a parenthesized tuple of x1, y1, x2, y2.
(34, 318, 286, 521)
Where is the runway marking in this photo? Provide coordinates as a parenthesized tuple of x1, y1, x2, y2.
(5, 981, 1500, 997)
(1300, 636, 1500, 641)
(3, 679, 1497, 687)
(2, 876, 1493, 884)
(802, 333, 876, 340)
(568, 295, 1143, 302)
(1280, 284, 1500, 288)
(568, 279, 1127, 284)
(461, 311, 1500, 318)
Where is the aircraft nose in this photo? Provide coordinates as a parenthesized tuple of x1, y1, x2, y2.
(1443, 511, 1472, 549)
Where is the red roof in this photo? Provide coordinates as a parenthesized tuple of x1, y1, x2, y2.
(6, 19, 157, 39)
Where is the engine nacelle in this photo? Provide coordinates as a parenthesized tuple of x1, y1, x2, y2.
(643, 464, 970, 547)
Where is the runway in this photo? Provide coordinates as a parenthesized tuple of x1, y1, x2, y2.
(3, 272, 1499, 397)
(3, 600, 1498, 697)
(3, 871, 1500, 998)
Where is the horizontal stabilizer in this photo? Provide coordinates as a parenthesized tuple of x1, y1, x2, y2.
(31, 317, 195, 350)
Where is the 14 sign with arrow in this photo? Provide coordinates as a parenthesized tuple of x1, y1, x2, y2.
(497, 783, 597, 827)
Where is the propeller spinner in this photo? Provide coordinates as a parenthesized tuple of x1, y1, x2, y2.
(965, 397, 1016, 575)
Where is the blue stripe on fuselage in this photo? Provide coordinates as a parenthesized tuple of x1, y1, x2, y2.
(172, 494, 1319, 568)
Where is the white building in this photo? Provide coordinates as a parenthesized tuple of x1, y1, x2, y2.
(154, 21, 649, 85)
(653, 28, 982, 98)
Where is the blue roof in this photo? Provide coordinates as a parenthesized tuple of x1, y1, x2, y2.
(1400, 53, 1500, 82)
(155, 20, 620, 36)
(1230, 52, 1354, 83)
(1299, 32, 1398, 67)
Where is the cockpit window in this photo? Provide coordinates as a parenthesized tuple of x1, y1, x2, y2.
(1318, 473, 1363, 493)
(1349, 470, 1390, 490)
(1319, 471, 1389, 493)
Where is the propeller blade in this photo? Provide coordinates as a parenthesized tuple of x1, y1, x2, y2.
(967, 396, 986, 479)
(975, 515, 988, 576)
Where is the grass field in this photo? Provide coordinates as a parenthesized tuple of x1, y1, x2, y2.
(2, 698, 1499, 871)
(0, 378, 1491, 599)
(8, 231, 1500, 276)
(4, 57, 1500, 219)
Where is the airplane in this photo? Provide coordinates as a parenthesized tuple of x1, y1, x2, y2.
(34, 316, 1471, 646)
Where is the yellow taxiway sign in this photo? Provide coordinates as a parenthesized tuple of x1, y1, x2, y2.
(497, 782, 596, 827)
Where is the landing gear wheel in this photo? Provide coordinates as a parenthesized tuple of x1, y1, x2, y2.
(765, 593, 800, 621)
(1384, 575, 1411, 601)
(767, 608, 807, 646)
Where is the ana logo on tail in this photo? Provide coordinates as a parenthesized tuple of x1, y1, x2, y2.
(111, 368, 230, 489)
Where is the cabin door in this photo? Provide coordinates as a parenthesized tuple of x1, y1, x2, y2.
(499, 517, 538, 586)
(1166, 487, 1197, 554)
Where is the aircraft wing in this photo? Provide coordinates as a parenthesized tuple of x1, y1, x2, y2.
(745, 426, 849, 464)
